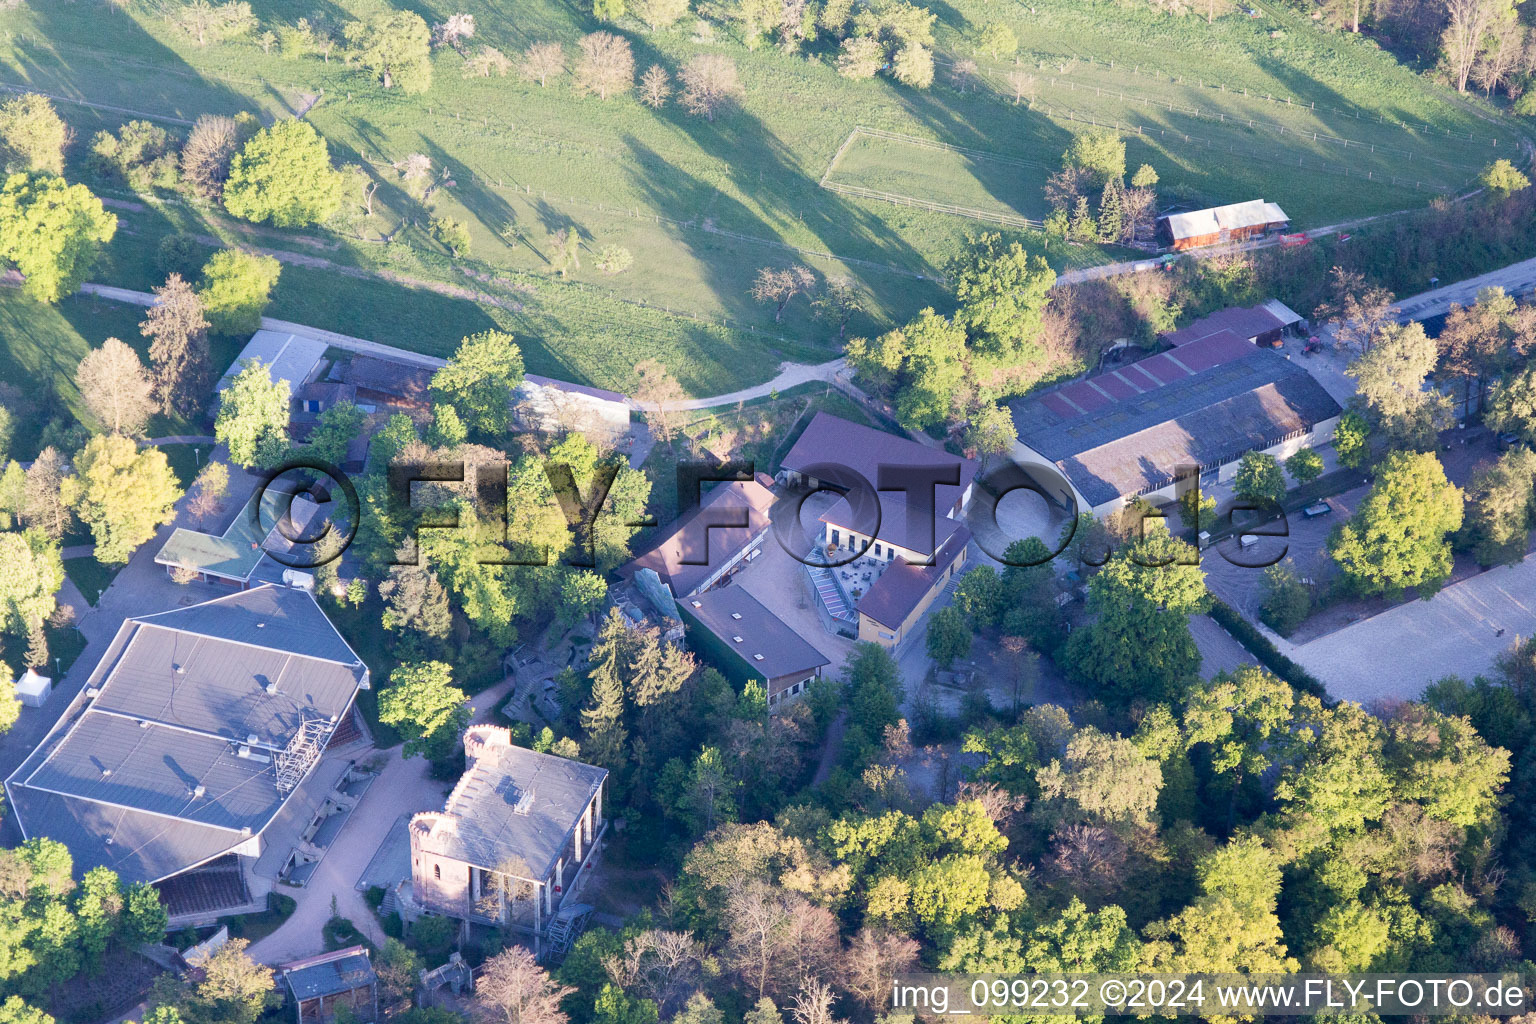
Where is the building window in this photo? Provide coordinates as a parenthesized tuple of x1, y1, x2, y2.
(874, 543, 881, 557)
(830, 529, 840, 547)
(434, 864, 441, 880)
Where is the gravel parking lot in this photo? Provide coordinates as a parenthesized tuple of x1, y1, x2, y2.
(1202, 486, 1365, 619)
(1286, 556, 1536, 704)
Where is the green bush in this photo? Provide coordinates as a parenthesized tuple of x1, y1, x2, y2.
(365, 886, 386, 909)
(156, 233, 205, 279)
(323, 915, 366, 951)
(408, 914, 457, 959)
(1207, 598, 1327, 699)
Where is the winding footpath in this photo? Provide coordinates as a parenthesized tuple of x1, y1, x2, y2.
(78, 282, 846, 411)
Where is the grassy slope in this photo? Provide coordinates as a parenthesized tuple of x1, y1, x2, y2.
(0, 0, 1521, 399)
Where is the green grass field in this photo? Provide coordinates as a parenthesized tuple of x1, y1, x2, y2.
(0, 0, 1524, 399)
(63, 557, 117, 606)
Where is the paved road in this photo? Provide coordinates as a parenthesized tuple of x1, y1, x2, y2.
(81, 284, 451, 371)
(1391, 253, 1536, 321)
(246, 748, 450, 965)
(1281, 556, 1536, 705)
(630, 357, 847, 412)
(80, 281, 841, 411)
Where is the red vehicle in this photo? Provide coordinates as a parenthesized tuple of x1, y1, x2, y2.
(1279, 233, 1310, 247)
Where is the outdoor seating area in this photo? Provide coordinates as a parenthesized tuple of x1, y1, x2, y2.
(831, 553, 892, 605)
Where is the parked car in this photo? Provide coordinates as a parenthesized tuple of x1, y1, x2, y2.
(1302, 502, 1332, 519)
(1239, 534, 1260, 549)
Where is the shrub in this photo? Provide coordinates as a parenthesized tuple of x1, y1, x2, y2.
(1207, 598, 1326, 698)
(595, 245, 633, 274)
(157, 232, 205, 279)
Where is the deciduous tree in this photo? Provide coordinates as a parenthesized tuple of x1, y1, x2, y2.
(951, 233, 1056, 360)
(1484, 359, 1536, 445)
(430, 331, 525, 437)
(345, 11, 433, 92)
(215, 359, 291, 469)
(22, 448, 74, 540)
(679, 54, 743, 120)
(472, 945, 574, 1024)
(306, 401, 365, 466)
(634, 359, 687, 444)
(77, 338, 155, 436)
(574, 32, 635, 100)
(143, 273, 213, 414)
(633, 0, 693, 29)
(1234, 450, 1286, 505)
(1062, 530, 1205, 702)
(0, 172, 116, 302)
(0, 529, 63, 638)
(198, 249, 281, 334)
(223, 119, 345, 227)
(1287, 447, 1325, 486)
(925, 606, 972, 669)
(751, 266, 815, 322)
(0, 94, 68, 175)
(1462, 446, 1536, 565)
(1348, 320, 1452, 450)
(1329, 449, 1464, 596)
(64, 434, 183, 565)
(520, 43, 565, 87)
(180, 113, 249, 200)
(379, 661, 470, 760)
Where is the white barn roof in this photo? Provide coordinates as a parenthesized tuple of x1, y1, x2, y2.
(1160, 200, 1288, 241)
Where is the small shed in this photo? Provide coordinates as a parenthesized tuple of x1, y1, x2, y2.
(280, 946, 379, 1024)
(13, 668, 51, 709)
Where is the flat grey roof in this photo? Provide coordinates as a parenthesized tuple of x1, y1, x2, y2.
(416, 745, 606, 882)
(216, 331, 328, 400)
(6, 585, 367, 883)
(7, 784, 246, 884)
(682, 586, 830, 683)
(23, 712, 284, 831)
(132, 582, 363, 667)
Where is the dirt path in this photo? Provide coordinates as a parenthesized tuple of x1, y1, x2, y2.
(0, 82, 193, 125)
(811, 710, 848, 787)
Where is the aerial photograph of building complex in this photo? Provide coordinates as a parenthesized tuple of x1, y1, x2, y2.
(1, 0, 1536, 1020)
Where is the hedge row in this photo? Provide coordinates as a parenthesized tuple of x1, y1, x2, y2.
(1207, 598, 1330, 701)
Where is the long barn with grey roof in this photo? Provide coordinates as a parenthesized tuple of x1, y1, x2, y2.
(5, 584, 369, 906)
(1007, 331, 1342, 515)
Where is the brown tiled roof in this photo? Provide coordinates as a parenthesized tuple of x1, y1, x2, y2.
(1161, 305, 1285, 347)
(337, 356, 434, 402)
(1009, 342, 1341, 507)
(857, 524, 970, 629)
(622, 474, 777, 597)
(781, 413, 978, 513)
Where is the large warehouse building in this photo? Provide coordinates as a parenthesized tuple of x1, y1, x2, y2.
(1006, 330, 1342, 516)
(5, 585, 369, 917)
